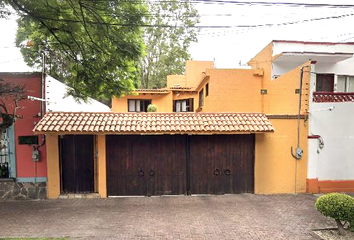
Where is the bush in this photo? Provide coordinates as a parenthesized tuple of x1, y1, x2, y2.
(315, 193, 354, 235)
(147, 104, 157, 112)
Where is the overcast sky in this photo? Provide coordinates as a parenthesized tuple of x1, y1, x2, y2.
(1, 0, 354, 72)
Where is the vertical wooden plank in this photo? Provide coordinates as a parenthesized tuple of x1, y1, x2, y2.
(97, 135, 107, 198)
(93, 135, 98, 193)
(46, 134, 60, 199)
(61, 135, 76, 193)
(76, 135, 94, 193)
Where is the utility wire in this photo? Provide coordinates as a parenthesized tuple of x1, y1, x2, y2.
(21, 10, 354, 29)
(196, 11, 354, 35)
(116, 0, 354, 9)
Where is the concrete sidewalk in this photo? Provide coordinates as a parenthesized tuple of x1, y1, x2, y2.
(0, 194, 335, 239)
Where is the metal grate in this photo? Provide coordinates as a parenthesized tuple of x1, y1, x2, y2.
(0, 128, 11, 178)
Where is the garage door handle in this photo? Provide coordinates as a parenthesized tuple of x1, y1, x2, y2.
(149, 169, 155, 177)
(214, 169, 220, 176)
(138, 170, 144, 177)
(224, 169, 231, 175)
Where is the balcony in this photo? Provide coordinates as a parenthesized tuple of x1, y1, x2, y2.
(313, 92, 354, 103)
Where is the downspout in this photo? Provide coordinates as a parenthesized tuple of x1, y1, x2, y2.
(291, 65, 309, 193)
(291, 66, 307, 160)
(41, 51, 46, 117)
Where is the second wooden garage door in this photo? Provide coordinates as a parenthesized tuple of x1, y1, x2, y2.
(106, 135, 186, 196)
(106, 134, 254, 196)
(189, 135, 255, 194)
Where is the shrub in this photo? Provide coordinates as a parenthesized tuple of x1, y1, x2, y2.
(147, 104, 157, 112)
(315, 193, 354, 235)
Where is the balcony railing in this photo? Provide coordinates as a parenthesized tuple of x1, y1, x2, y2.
(313, 92, 354, 103)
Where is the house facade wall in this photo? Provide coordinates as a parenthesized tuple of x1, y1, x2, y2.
(201, 69, 262, 113)
(0, 73, 47, 182)
(255, 118, 308, 193)
(112, 93, 173, 112)
(307, 61, 354, 193)
(110, 56, 312, 194)
(185, 60, 214, 88)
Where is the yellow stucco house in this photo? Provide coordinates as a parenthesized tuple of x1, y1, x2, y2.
(35, 41, 313, 198)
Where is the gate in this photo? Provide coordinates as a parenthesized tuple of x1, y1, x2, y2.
(0, 126, 15, 178)
(60, 135, 95, 193)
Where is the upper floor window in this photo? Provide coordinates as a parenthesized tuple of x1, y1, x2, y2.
(316, 74, 334, 92)
(337, 75, 354, 93)
(199, 89, 204, 108)
(128, 99, 151, 112)
(173, 99, 194, 112)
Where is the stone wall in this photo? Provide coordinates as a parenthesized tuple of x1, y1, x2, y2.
(0, 179, 46, 200)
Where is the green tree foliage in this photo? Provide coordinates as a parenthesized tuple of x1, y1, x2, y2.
(3, 0, 147, 101)
(0, 79, 26, 151)
(0, 1, 11, 18)
(140, 0, 199, 89)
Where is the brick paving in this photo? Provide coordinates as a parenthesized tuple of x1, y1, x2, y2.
(0, 194, 335, 239)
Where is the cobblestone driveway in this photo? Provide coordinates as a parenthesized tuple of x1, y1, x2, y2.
(0, 194, 335, 239)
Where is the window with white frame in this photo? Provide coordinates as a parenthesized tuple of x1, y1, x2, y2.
(128, 99, 151, 112)
(337, 76, 354, 93)
(173, 99, 194, 112)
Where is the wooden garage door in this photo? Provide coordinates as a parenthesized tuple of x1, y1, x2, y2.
(189, 135, 255, 194)
(106, 135, 186, 196)
(60, 135, 94, 193)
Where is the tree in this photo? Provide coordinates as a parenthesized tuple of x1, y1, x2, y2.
(140, 0, 199, 89)
(0, 1, 11, 18)
(3, 0, 147, 101)
(0, 79, 26, 151)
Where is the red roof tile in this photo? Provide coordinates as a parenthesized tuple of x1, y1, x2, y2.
(133, 89, 169, 93)
(313, 92, 354, 102)
(33, 112, 274, 134)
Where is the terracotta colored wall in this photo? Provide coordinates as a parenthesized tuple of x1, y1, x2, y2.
(248, 42, 273, 79)
(0, 73, 47, 179)
(262, 64, 310, 115)
(185, 60, 214, 88)
(200, 69, 263, 112)
(255, 119, 308, 193)
(167, 75, 186, 88)
(112, 92, 173, 113)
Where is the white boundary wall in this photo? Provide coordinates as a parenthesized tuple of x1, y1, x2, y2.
(307, 62, 354, 181)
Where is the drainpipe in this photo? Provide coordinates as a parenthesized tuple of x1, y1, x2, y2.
(291, 66, 307, 160)
(290, 65, 309, 193)
(41, 51, 46, 117)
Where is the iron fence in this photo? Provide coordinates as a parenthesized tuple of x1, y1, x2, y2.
(0, 128, 11, 178)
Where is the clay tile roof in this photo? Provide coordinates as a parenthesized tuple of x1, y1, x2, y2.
(313, 92, 354, 103)
(169, 86, 195, 91)
(33, 112, 274, 134)
(133, 89, 169, 93)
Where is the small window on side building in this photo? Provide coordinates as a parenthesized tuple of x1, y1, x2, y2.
(316, 74, 334, 92)
(337, 75, 354, 92)
(128, 99, 151, 112)
(206, 83, 209, 97)
(173, 99, 194, 112)
(199, 89, 204, 108)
